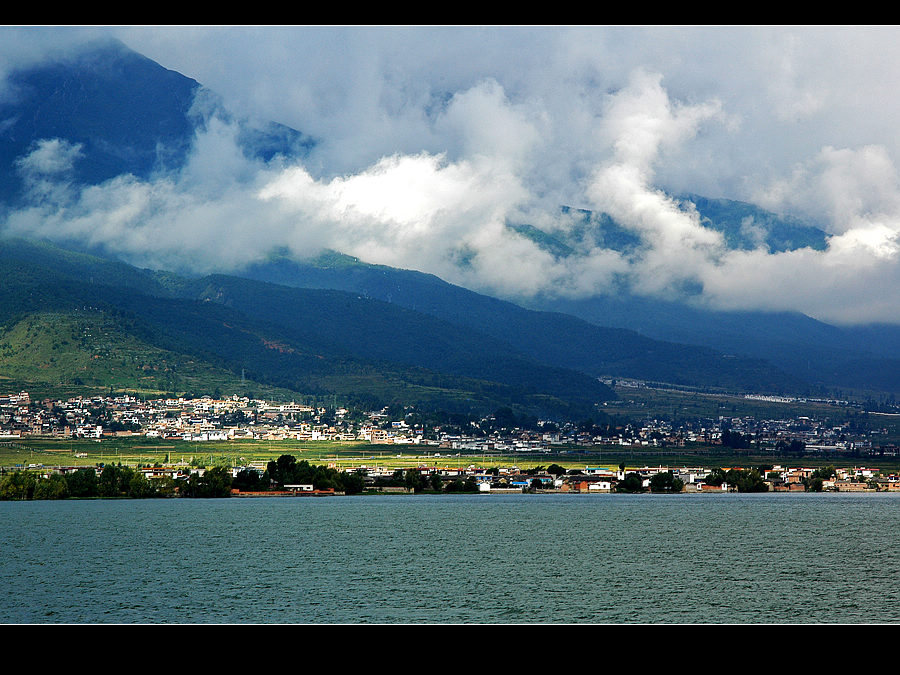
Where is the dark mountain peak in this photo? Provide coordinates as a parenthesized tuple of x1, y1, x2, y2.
(0, 38, 200, 199)
(510, 199, 828, 262)
(0, 37, 312, 205)
(43, 36, 172, 72)
(681, 193, 829, 253)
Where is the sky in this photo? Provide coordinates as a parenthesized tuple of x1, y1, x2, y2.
(3, 25, 900, 325)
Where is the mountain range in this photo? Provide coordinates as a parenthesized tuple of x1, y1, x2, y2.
(1, 37, 898, 418)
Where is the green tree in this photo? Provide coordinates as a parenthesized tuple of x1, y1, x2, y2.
(267, 454, 298, 487)
(776, 439, 806, 456)
(813, 466, 836, 480)
(34, 474, 69, 500)
(724, 468, 769, 493)
(181, 466, 233, 498)
(705, 468, 727, 486)
(127, 472, 154, 499)
(0, 471, 37, 500)
(202, 466, 234, 497)
(445, 477, 479, 493)
(649, 471, 684, 493)
(547, 464, 567, 477)
(339, 470, 365, 495)
(65, 468, 98, 498)
(429, 472, 443, 492)
(98, 464, 122, 497)
(615, 472, 645, 493)
(404, 469, 426, 493)
(153, 475, 177, 497)
(233, 468, 266, 492)
(445, 478, 464, 493)
(806, 476, 825, 492)
(721, 429, 751, 449)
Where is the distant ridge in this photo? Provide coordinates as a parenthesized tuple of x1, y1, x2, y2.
(0, 238, 617, 417)
(2, 38, 900, 402)
(0, 37, 312, 205)
(238, 250, 806, 395)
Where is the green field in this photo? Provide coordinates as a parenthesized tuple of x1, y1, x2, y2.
(4, 376, 900, 475)
(4, 435, 900, 475)
(608, 384, 900, 441)
(608, 385, 850, 420)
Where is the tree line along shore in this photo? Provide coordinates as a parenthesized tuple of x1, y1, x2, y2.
(1, 452, 888, 501)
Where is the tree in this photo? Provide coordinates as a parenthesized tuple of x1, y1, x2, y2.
(154, 475, 177, 497)
(547, 464, 566, 477)
(66, 468, 98, 498)
(181, 466, 233, 498)
(615, 472, 645, 493)
(445, 478, 466, 493)
(267, 454, 299, 487)
(721, 429, 751, 449)
(804, 466, 836, 492)
(813, 466, 836, 480)
(705, 468, 727, 487)
(404, 469, 426, 493)
(806, 476, 825, 492)
(445, 477, 478, 493)
(203, 466, 234, 497)
(0, 471, 37, 500)
(339, 470, 365, 495)
(429, 473, 443, 492)
(127, 472, 154, 499)
(34, 474, 69, 500)
(98, 464, 123, 497)
(233, 468, 266, 492)
(724, 468, 769, 493)
(649, 471, 684, 493)
(776, 439, 806, 456)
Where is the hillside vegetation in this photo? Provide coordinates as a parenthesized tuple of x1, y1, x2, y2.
(0, 239, 615, 418)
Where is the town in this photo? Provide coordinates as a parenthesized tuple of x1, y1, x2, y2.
(1, 389, 896, 453)
(3, 388, 900, 498)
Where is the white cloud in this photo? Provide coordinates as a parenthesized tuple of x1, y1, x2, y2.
(16, 138, 83, 176)
(7, 27, 900, 325)
(14, 138, 84, 204)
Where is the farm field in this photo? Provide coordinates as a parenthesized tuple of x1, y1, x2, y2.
(5, 436, 900, 475)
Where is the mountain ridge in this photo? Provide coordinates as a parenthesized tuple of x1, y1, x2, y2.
(0, 238, 622, 417)
(1, 38, 897, 405)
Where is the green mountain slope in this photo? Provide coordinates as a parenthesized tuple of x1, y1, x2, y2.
(238, 250, 806, 394)
(0, 310, 290, 399)
(0, 39, 882, 402)
(0, 238, 614, 417)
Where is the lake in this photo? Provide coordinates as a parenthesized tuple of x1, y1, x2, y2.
(3, 492, 899, 623)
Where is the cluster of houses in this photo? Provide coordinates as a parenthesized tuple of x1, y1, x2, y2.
(422, 464, 900, 493)
(14, 456, 900, 495)
(291, 462, 900, 494)
(1, 391, 897, 462)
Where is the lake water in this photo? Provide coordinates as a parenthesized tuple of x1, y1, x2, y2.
(3, 492, 900, 623)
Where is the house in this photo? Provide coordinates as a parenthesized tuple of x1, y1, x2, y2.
(284, 484, 314, 492)
(833, 480, 870, 492)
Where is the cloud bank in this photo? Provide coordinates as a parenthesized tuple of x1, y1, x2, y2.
(4, 26, 900, 326)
